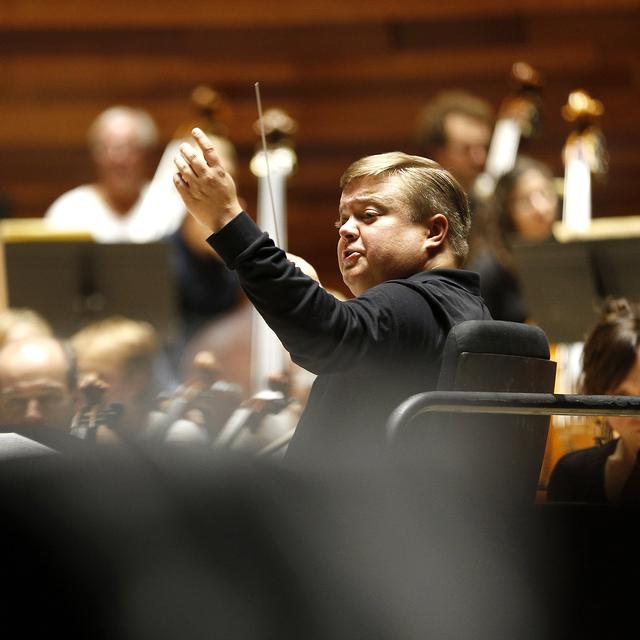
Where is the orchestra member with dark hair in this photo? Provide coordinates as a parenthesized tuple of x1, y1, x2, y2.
(467, 156, 559, 323)
(548, 298, 640, 504)
(172, 129, 490, 462)
(416, 90, 494, 198)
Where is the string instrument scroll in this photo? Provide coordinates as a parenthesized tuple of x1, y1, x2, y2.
(248, 98, 298, 395)
(560, 89, 607, 233)
(476, 62, 544, 198)
(211, 95, 300, 453)
(136, 85, 235, 243)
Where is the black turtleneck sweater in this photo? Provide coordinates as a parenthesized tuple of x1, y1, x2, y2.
(209, 212, 491, 463)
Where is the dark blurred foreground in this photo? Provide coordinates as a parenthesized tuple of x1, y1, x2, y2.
(0, 438, 637, 639)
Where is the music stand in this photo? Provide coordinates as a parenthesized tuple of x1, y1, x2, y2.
(2, 239, 178, 341)
(594, 237, 640, 301)
(513, 232, 640, 343)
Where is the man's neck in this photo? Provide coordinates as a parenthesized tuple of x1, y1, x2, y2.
(424, 251, 458, 271)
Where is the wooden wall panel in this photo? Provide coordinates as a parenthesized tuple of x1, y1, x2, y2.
(3, 0, 640, 27)
(0, 1, 639, 294)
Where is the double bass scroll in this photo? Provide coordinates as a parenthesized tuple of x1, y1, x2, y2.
(205, 104, 301, 455)
(249, 108, 298, 395)
(136, 85, 234, 241)
(476, 61, 544, 198)
(560, 89, 607, 233)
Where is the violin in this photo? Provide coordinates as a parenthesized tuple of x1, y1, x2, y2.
(69, 373, 123, 442)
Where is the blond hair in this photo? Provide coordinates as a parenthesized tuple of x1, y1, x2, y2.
(340, 152, 471, 263)
(0, 308, 52, 348)
(71, 316, 158, 380)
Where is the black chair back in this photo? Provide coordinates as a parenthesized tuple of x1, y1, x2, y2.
(399, 320, 557, 502)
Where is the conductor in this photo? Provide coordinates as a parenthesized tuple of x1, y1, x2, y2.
(173, 129, 490, 463)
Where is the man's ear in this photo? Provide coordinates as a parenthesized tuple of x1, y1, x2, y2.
(424, 213, 448, 253)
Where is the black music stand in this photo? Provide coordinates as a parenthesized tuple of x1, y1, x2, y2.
(512, 235, 640, 343)
(3, 240, 178, 340)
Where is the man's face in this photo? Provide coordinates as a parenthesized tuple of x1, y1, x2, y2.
(336, 175, 430, 296)
(0, 342, 74, 430)
(92, 116, 147, 188)
(437, 113, 491, 192)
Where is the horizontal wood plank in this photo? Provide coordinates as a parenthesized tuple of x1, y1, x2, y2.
(3, 0, 640, 28)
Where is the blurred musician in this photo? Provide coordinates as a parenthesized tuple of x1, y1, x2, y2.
(70, 316, 162, 439)
(0, 335, 77, 430)
(467, 156, 559, 322)
(547, 298, 640, 505)
(173, 131, 490, 462)
(44, 106, 182, 243)
(416, 90, 494, 204)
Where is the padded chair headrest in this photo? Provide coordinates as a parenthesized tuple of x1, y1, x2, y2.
(438, 320, 550, 390)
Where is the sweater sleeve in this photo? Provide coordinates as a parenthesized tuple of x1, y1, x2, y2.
(208, 213, 439, 374)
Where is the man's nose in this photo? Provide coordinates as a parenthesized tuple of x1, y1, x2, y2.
(24, 399, 43, 424)
(339, 217, 359, 239)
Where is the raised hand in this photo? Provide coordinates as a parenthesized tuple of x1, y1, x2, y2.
(173, 128, 243, 232)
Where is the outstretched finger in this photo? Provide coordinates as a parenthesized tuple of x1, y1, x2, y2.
(191, 127, 222, 169)
(178, 142, 208, 177)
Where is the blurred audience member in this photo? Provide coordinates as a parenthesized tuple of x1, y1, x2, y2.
(548, 299, 640, 505)
(467, 156, 558, 322)
(416, 90, 494, 198)
(71, 316, 161, 436)
(45, 106, 181, 243)
(0, 336, 76, 429)
(0, 308, 52, 347)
